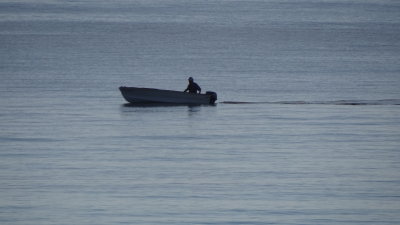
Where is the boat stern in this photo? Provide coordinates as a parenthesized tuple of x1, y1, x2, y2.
(206, 91, 218, 104)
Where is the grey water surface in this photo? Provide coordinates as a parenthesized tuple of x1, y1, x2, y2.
(1, 0, 400, 224)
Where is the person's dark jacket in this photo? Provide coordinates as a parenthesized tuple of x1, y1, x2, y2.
(184, 82, 201, 94)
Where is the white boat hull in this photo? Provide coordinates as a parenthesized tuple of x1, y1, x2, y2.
(119, 87, 217, 105)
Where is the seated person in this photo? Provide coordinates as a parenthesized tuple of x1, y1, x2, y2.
(184, 77, 201, 94)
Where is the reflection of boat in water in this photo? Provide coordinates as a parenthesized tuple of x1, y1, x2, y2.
(119, 86, 217, 105)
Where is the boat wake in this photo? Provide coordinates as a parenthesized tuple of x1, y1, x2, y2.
(221, 99, 400, 106)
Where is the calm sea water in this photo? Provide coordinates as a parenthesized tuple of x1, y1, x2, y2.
(1, 0, 400, 224)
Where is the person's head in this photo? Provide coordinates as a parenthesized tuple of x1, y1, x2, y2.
(188, 77, 194, 83)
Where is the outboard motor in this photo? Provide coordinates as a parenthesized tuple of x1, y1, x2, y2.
(206, 91, 218, 104)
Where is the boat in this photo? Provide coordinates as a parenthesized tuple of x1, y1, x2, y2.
(119, 86, 217, 105)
